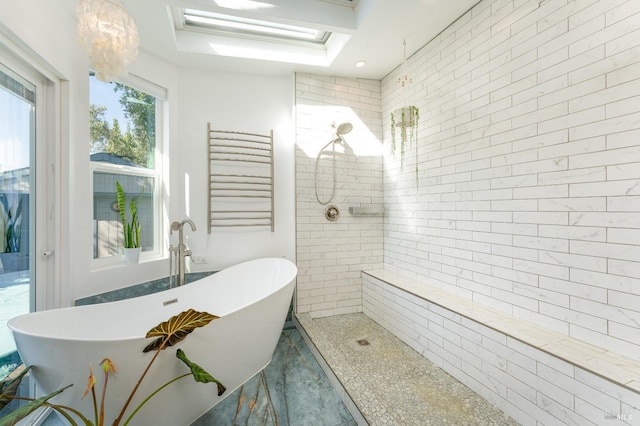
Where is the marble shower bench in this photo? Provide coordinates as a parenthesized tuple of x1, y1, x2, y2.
(361, 269, 640, 425)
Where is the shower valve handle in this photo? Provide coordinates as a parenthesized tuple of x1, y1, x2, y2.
(325, 205, 340, 221)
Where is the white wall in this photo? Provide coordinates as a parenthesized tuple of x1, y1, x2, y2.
(295, 73, 384, 317)
(382, 0, 640, 361)
(0, 1, 296, 304)
(176, 68, 296, 271)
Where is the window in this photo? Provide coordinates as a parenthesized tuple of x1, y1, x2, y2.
(89, 73, 164, 261)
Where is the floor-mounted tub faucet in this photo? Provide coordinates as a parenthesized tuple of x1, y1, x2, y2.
(169, 219, 196, 287)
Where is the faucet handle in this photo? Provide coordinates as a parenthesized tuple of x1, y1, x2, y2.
(170, 221, 182, 234)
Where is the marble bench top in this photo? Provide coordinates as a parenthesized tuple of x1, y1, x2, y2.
(363, 269, 640, 394)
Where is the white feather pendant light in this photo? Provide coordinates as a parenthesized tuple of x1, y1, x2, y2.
(77, 0, 139, 82)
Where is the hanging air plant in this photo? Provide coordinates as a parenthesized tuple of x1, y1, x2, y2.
(390, 105, 420, 185)
(391, 39, 421, 186)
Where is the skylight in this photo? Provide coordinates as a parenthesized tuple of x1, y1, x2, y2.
(171, 6, 353, 67)
(182, 9, 330, 45)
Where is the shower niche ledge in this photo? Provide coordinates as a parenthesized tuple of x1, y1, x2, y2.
(348, 205, 384, 217)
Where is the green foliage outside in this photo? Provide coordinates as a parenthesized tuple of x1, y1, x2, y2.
(0, 195, 22, 253)
(90, 82, 156, 169)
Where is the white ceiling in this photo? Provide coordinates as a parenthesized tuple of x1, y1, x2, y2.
(121, 0, 480, 79)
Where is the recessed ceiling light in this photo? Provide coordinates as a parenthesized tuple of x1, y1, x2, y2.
(355, 60, 366, 68)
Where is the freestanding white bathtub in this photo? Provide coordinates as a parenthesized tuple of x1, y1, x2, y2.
(8, 257, 297, 425)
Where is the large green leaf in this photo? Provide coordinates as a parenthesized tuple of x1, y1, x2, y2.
(0, 385, 71, 426)
(143, 309, 219, 353)
(175, 349, 226, 396)
(0, 366, 31, 411)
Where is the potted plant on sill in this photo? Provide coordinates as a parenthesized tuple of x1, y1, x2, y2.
(116, 181, 141, 264)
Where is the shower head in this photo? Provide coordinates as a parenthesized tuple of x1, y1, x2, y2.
(334, 122, 353, 136)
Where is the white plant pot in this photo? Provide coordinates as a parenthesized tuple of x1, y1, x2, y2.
(123, 247, 142, 264)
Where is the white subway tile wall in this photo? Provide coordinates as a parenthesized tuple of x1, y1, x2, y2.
(295, 74, 384, 317)
(363, 273, 640, 426)
(381, 0, 640, 362)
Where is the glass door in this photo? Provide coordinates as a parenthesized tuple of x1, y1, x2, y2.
(0, 60, 36, 411)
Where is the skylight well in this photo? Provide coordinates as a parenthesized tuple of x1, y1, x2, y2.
(183, 9, 330, 45)
(172, 6, 352, 67)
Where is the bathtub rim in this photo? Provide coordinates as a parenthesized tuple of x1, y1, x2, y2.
(8, 257, 297, 342)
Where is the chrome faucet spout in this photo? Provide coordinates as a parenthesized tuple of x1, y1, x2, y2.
(169, 219, 196, 287)
(181, 218, 196, 232)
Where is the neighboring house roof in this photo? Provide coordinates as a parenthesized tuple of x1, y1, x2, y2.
(0, 167, 29, 193)
(90, 153, 140, 167)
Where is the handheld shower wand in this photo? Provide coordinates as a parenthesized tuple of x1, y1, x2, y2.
(314, 122, 353, 205)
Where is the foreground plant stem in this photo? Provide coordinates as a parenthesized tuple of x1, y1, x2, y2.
(111, 335, 171, 426)
(100, 368, 110, 426)
(122, 373, 190, 426)
(90, 385, 98, 426)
